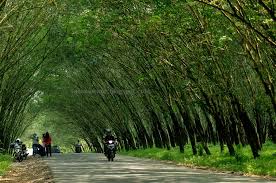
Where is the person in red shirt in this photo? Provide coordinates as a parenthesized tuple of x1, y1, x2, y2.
(44, 132, 52, 157)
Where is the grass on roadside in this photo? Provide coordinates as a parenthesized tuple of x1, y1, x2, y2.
(0, 154, 12, 176)
(120, 141, 276, 177)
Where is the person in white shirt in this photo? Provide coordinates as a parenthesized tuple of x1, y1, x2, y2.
(32, 133, 39, 155)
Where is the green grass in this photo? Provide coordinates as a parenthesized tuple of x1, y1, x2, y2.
(120, 142, 276, 177)
(0, 154, 12, 176)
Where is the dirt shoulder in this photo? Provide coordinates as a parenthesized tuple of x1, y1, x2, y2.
(0, 156, 53, 183)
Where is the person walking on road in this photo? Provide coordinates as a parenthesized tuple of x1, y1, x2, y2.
(44, 132, 52, 157)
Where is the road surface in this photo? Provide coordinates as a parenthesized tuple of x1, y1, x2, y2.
(45, 153, 274, 183)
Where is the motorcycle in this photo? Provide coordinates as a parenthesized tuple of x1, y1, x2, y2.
(75, 146, 82, 153)
(33, 144, 46, 156)
(106, 140, 116, 161)
(21, 144, 28, 160)
(10, 143, 24, 162)
(33, 145, 39, 156)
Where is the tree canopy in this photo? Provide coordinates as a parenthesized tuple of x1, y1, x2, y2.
(0, 0, 275, 158)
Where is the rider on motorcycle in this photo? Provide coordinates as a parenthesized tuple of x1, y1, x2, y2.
(14, 138, 22, 149)
(11, 138, 28, 161)
(75, 140, 83, 153)
(103, 129, 116, 155)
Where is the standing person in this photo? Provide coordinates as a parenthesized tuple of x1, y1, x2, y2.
(44, 132, 52, 157)
(32, 133, 39, 155)
(75, 140, 83, 153)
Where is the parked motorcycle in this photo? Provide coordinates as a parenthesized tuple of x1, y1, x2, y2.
(106, 140, 116, 161)
(10, 143, 24, 162)
(10, 140, 28, 162)
(33, 144, 46, 157)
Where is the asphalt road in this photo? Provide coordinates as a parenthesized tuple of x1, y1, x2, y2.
(45, 153, 274, 183)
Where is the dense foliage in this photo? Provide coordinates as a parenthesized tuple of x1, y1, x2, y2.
(0, 154, 12, 175)
(0, 0, 61, 149)
(0, 0, 275, 159)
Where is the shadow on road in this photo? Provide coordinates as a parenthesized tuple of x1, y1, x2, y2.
(45, 153, 273, 183)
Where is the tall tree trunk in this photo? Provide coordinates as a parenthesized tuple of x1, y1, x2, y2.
(268, 119, 276, 143)
(214, 115, 235, 156)
(230, 117, 240, 145)
(176, 102, 197, 155)
(167, 125, 176, 147)
(232, 95, 261, 158)
(168, 105, 185, 153)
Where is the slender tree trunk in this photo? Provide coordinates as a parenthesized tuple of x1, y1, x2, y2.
(167, 125, 176, 147)
(232, 95, 261, 158)
(84, 138, 93, 151)
(150, 110, 166, 148)
(176, 102, 197, 155)
(230, 117, 240, 145)
(93, 140, 103, 153)
(168, 105, 185, 153)
(214, 115, 235, 156)
(268, 119, 276, 143)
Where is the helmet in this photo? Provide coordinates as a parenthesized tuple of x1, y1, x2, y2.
(15, 138, 21, 143)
